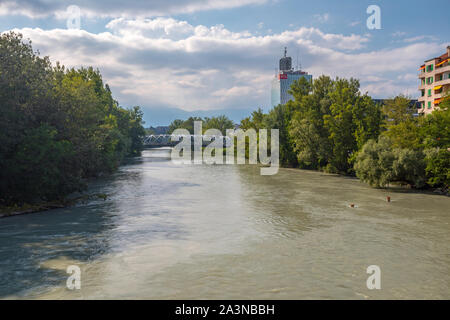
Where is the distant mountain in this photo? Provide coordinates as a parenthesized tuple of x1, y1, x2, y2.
(147, 126, 169, 135)
(141, 106, 258, 127)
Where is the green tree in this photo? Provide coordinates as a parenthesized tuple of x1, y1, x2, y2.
(203, 115, 234, 135)
(289, 76, 381, 173)
(354, 137, 395, 188)
(0, 32, 146, 206)
(381, 95, 415, 127)
(264, 104, 297, 166)
(168, 119, 185, 134)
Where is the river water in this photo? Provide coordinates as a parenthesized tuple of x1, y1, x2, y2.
(0, 148, 449, 299)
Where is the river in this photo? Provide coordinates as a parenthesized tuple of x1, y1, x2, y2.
(0, 148, 449, 299)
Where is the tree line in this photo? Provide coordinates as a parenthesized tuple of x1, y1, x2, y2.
(168, 115, 235, 135)
(0, 32, 146, 206)
(241, 76, 449, 191)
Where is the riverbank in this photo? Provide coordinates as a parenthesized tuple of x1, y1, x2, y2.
(291, 167, 449, 197)
(0, 193, 108, 219)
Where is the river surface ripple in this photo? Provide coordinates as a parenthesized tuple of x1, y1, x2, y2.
(0, 148, 449, 299)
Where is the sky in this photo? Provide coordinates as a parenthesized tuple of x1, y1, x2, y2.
(1, 0, 449, 126)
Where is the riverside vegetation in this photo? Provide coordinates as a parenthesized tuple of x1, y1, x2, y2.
(0, 32, 146, 211)
(1, 31, 448, 215)
(169, 77, 449, 192)
(239, 76, 449, 192)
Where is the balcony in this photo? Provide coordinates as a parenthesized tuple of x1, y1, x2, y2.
(435, 64, 450, 75)
(435, 77, 450, 86)
(436, 58, 449, 68)
(434, 92, 443, 99)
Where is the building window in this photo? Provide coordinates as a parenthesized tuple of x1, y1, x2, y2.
(428, 89, 431, 96)
(428, 101, 432, 109)
(427, 64, 434, 72)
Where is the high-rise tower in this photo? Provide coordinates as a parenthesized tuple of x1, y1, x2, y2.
(271, 47, 312, 107)
(279, 47, 292, 71)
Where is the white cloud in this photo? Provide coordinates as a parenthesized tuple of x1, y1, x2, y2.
(403, 35, 438, 43)
(5, 17, 443, 113)
(0, 0, 268, 18)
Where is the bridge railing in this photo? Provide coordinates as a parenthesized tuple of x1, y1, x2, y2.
(143, 134, 232, 147)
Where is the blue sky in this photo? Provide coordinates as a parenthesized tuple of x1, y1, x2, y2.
(1, 0, 449, 126)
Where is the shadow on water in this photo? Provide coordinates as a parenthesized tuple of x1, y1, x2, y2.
(0, 201, 118, 297)
(0, 154, 142, 297)
(0, 148, 193, 298)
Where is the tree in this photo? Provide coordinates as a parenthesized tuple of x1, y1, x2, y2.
(354, 137, 395, 188)
(289, 76, 382, 173)
(203, 115, 234, 135)
(391, 148, 426, 188)
(0, 32, 146, 206)
(264, 104, 297, 166)
(168, 119, 184, 134)
(424, 148, 450, 188)
(421, 95, 450, 188)
(289, 75, 334, 170)
(381, 94, 415, 127)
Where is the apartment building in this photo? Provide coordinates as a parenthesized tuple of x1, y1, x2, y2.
(418, 46, 450, 114)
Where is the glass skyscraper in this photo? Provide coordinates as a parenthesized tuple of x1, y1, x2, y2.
(271, 48, 312, 107)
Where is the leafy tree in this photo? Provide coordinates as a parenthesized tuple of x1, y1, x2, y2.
(264, 104, 297, 166)
(0, 32, 146, 206)
(381, 95, 415, 127)
(289, 76, 381, 173)
(354, 137, 395, 188)
(354, 137, 427, 188)
(240, 108, 266, 131)
(391, 148, 426, 188)
(424, 148, 450, 187)
(289, 76, 333, 169)
(421, 96, 450, 188)
(168, 117, 203, 134)
(168, 119, 185, 134)
(203, 115, 234, 135)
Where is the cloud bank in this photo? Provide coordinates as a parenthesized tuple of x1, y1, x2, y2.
(0, 0, 268, 18)
(4, 15, 444, 123)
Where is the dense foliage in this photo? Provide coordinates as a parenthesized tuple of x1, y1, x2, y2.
(355, 97, 449, 189)
(0, 32, 145, 205)
(242, 76, 449, 191)
(241, 76, 382, 171)
(168, 115, 234, 135)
